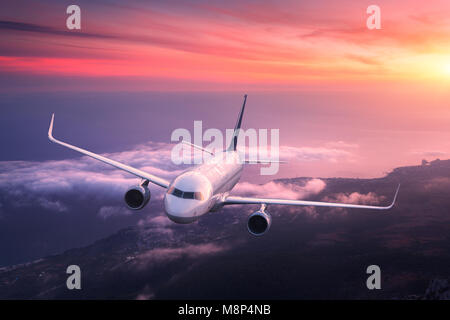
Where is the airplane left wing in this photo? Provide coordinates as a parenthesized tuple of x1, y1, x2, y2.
(222, 184, 400, 210)
(48, 114, 170, 189)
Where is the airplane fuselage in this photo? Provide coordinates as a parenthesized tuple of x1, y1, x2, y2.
(164, 150, 243, 223)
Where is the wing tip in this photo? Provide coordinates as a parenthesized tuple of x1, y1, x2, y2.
(48, 113, 55, 141)
(387, 183, 401, 209)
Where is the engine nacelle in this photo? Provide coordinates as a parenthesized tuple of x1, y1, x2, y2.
(124, 183, 151, 210)
(247, 210, 272, 236)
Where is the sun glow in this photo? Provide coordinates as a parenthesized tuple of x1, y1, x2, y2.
(444, 63, 450, 75)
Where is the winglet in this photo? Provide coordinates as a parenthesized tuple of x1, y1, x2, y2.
(48, 113, 55, 142)
(388, 184, 401, 209)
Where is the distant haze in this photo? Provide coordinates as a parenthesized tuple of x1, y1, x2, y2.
(2, 90, 450, 181)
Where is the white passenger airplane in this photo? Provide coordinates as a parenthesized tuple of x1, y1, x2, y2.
(48, 95, 399, 235)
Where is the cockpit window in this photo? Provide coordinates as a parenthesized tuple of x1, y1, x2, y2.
(172, 187, 183, 197)
(183, 192, 195, 199)
(167, 186, 204, 201)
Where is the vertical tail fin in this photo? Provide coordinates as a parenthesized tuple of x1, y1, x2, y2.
(227, 94, 247, 151)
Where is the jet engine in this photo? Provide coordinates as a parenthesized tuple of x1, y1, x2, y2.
(124, 180, 151, 210)
(247, 208, 271, 236)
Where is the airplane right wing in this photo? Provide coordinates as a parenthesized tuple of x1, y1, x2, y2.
(48, 114, 170, 189)
(222, 184, 400, 210)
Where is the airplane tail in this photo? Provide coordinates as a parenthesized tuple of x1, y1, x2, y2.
(227, 94, 247, 151)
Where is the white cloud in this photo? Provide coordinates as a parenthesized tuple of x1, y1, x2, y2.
(0, 142, 179, 214)
(98, 206, 133, 219)
(320, 191, 384, 215)
(0, 139, 361, 221)
(137, 214, 176, 236)
(324, 141, 359, 149)
(135, 286, 155, 300)
(279, 145, 357, 163)
(323, 191, 384, 205)
(141, 215, 173, 228)
(37, 198, 68, 213)
(242, 143, 357, 163)
(424, 177, 450, 191)
(133, 243, 228, 270)
(232, 178, 326, 199)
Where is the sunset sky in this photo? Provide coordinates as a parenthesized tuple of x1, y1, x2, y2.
(1, 0, 450, 179)
(2, 0, 450, 90)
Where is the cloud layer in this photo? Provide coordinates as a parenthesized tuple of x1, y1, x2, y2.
(232, 178, 326, 199)
(0, 139, 359, 218)
(0, 141, 180, 217)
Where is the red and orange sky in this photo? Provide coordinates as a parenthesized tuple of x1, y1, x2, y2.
(1, 0, 450, 91)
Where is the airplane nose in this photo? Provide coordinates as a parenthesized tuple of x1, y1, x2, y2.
(164, 195, 199, 224)
(166, 213, 197, 224)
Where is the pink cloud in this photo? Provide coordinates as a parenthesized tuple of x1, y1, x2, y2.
(424, 177, 450, 191)
(279, 145, 357, 163)
(137, 214, 176, 237)
(135, 286, 155, 300)
(232, 178, 326, 199)
(0, 141, 178, 214)
(133, 243, 228, 270)
(323, 191, 383, 205)
(98, 206, 133, 219)
(322, 191, 384, 213)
